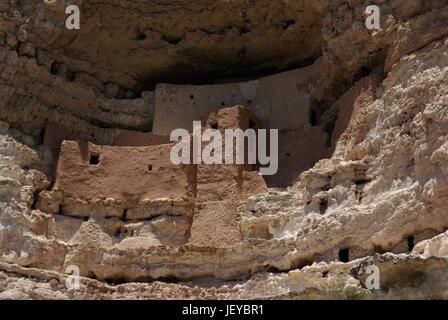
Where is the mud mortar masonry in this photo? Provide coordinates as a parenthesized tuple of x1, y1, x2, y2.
(1, 0, 448, 300)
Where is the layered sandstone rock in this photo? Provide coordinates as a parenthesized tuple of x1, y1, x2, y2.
(1, 0, 448, 300)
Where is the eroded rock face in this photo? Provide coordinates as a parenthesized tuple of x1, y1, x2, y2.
(1, 0, 448, 300)
(17, 0, 327, 87)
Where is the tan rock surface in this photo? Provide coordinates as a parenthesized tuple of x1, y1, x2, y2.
(1, 0, 448, 300)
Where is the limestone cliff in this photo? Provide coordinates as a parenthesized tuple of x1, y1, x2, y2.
(1, 0, 448, 299)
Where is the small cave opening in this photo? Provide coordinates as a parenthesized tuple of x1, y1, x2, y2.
(309, 109, 318, 127)
(157, 276, 182, 284)
(161, 35, 182, 46)
(338, 248, 350, 263)
(361, 66, 371, 77)
(321, 181, 331, 191)
(50, 62, 60, 75)
(319, 198, 328, 215)
(373, 245, 386, 254)
(407, 235, 415, 252)
(136, 31, 147, 41)
(38, 126, 47, 146)
(148, 164, 153, 171)
(355, 178, 371, 186)
(296, 259, 314, 269)
(266, 266, 284, 274)
(282, 20, 296, 30)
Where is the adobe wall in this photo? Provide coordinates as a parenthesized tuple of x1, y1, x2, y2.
(152, 60, 321, 135)
(204, 105, 261, 131)
(152, 62, 329, 187)
(203, 105, 329, 187)
(43, 123, 170, 160)
(40, 106, 269, 247)
(190, 164, 267, 247)
(43, 123, 92, 161)
(196, 106, 266, 204)
(52, 141, 195, 218)
(188, 106, 267, 247)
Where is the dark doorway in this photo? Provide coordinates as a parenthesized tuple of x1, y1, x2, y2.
(339, 248, 350, 262)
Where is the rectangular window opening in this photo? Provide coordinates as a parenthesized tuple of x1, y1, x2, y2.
(89, 153, 100, 165)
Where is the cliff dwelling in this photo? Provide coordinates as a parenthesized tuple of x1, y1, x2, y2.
(2, 0, 448, 301)
(33, 58, 342, 248)
(38, 105, 270, 247)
